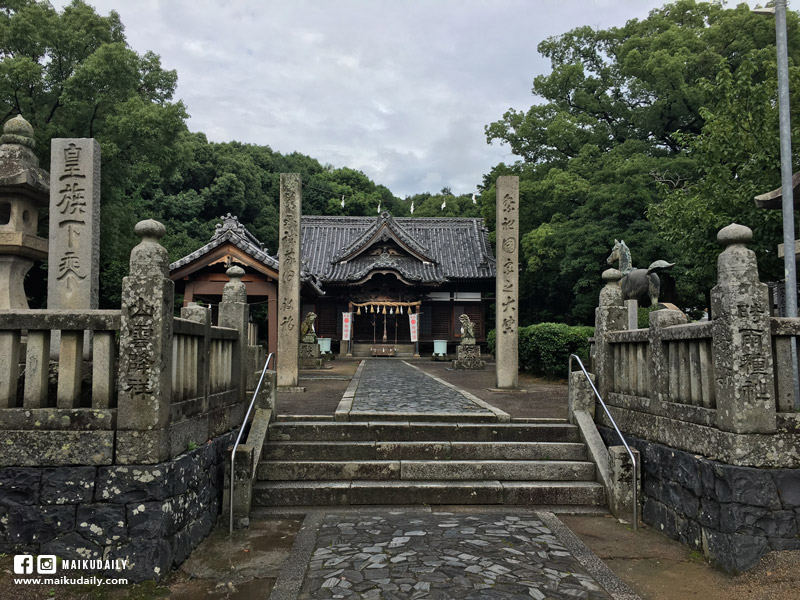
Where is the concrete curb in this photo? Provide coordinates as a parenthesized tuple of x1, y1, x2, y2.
(333, 359, 365, 421)
(402, 360, 511, 422)
(268, 510, 325, 600)
(538, 510, 641, 600)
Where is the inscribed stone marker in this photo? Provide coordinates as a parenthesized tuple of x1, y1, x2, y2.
(47, 139, 100, 310)
(495, 176, 519, 389)
(277, 173, 301, 388)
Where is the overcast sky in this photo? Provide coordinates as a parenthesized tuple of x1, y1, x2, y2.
(64, 1, 761, 198)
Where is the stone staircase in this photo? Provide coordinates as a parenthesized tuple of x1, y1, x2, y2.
(251, 420, 605, 507)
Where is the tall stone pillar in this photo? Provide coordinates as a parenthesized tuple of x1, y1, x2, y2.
(0, 115, 49, 309)
(711, 224, 776, 433)
(495, 176, 520, 389)
(219, 266, 249, 404)
(47, 138, 100, 310)
(277, 173, 301, 389)
(594, 269, 627, 397)
(116, 220, 174, 464)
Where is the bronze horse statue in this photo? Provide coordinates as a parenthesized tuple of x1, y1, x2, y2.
(606, 240, 674, 306)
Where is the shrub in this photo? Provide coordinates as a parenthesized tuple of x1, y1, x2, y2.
(488, 323, 594, 379)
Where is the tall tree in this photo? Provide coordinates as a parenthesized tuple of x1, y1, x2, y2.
(0, 0, 189, 306)
(484, 0, 800, 323)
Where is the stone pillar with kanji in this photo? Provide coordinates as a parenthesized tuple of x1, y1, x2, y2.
(711, 224, 776, 434)
(116, 220, 174, 464)
(495, 176, 520, 389)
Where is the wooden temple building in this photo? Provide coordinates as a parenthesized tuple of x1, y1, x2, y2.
(169, 212, 496, 356)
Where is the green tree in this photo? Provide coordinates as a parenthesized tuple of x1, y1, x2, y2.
(484, 0, 798, 323)
(0, 0, 189, 306)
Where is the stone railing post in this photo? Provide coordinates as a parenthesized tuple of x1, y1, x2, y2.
(181, 301, 211, 411)
(218, 266, 249, 403)
(594, 268, 627, 397)
(711, 224, 776, 433)
(116, 220, 174, 464)
(648, 309, 687, 403)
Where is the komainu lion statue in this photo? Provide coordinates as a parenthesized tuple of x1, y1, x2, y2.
(300, 311, 317, 343)
(459, 313, 476, 344)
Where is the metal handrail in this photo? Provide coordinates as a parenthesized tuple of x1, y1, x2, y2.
(230, 352, 274, 534)
(569, 354, 638, 531)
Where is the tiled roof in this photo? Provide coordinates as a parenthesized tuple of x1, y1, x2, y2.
(302, 214, 496, 285)
(169, 214, 324, 295)
(169, 214, 280, 272)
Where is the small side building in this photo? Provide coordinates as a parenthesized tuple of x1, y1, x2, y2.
(169, 214, 323, 356)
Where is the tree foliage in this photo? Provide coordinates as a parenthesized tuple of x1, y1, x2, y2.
(484, 0, 800, 323)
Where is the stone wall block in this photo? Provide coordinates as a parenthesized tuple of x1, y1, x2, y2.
(711, 463, 780, 509)
(6, 504, 75, 546)
(702, 529, 769, 573)
(95, 465, 174, 504)
(41, 531, 102, 561)
(670, 450, 702, 496)
(711, 224, 776, 434)
(0, 468, 41, 505)
(773, 469, 800, 508)
(127, 500, 174, 537)
(75, 503, 127, 546)
(699, 497, 720, 529)
(109, 538, 173, 582)
(40, 466, 96, 505)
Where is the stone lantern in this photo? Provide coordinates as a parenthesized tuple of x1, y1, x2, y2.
(0, 115, 49, 308)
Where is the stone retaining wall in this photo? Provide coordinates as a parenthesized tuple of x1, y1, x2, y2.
(0, 431, 233, 581)
(598, 427, 800, 572)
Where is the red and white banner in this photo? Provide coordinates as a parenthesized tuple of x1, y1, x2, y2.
(409, 312, 419, 342)
(342, 312, 353, 341)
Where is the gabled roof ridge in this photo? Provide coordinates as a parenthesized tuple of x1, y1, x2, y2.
(329, 211, 434, 264)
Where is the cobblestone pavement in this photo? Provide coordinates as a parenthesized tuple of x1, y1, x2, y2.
(298, 512, 613, 599)
(351, 360, 492, 415)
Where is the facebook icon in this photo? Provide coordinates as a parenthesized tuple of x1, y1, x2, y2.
(14, 555, 34, 574)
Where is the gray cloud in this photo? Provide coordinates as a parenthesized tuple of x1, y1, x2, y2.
(58, 1, 754, 197)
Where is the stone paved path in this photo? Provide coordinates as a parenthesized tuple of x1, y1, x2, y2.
(350, 360, 493, 416)
(297, 512, 614, 600)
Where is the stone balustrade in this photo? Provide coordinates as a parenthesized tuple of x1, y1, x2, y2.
(586, 223, 800, 572)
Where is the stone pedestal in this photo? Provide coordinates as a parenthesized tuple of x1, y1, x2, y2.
(452, 344, 485, 370)
(299, 342, 324, 368)
(594, 269, 627, 397)
(219, 266, 249, 404)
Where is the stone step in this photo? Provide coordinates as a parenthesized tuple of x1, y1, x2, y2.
(261, 440, 588, 461)
(256, 460, 595, 482)
(346, 411, 498, 423)
(268, 421, 580, 443)
(251, 480, 605, 507)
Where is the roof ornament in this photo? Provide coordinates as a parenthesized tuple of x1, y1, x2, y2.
(212, 213, 264, 249)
